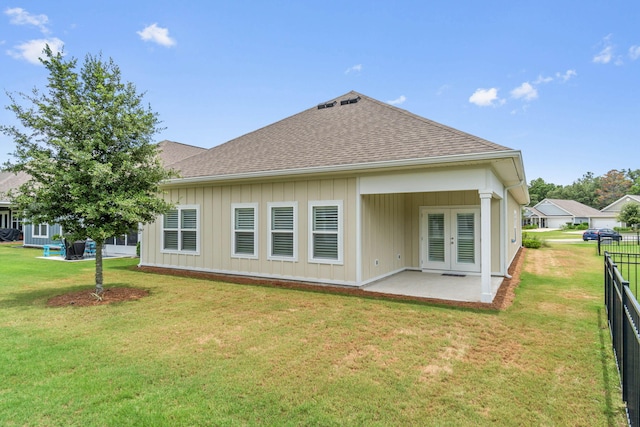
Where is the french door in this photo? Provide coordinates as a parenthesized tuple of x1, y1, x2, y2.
(420, 208, 480, 273)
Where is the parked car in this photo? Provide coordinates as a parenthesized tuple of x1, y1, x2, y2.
(582, 229, 599, 241)
(583, 228, 622, 241)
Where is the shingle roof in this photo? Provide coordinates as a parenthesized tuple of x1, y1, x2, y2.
(0, 171, 30, 202)
(171, 91, 513, 178)
(157, 140, 207, 167)
(0, 141, 203, 202)
(544, 199, 608, 217)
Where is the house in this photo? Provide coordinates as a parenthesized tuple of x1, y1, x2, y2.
(528, 198, 611, 229)
(600, 195, 640, 228)
(522, 205, 547, 228)
(1, 140, 206, 252)
(0, 170, 30, 238)
(139, 91, 529, 303)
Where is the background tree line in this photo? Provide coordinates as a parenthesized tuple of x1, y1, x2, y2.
(528, 169, 640, 209)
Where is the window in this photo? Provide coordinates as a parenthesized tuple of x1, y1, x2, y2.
(32, 223, 48, 239)
(268, 202, 297, 261)
(309, 201, 342, 264)
(232, 203, 258, 258)
(162, 205, 199, 253)
(11, 212, 22, 231)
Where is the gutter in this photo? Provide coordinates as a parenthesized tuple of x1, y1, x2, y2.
(162, 150, 524, 187)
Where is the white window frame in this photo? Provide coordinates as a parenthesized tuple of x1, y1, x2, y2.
(11, 211, 23, 231)
(267, 202, 297, 261)
(308, 200, 343, 265)
(161, 205, 200, 254)
(232, 203, 258, 259)
(32, 223, 49, 239)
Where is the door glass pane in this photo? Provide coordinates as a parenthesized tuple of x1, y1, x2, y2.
(428, 213, 445, 262)
(457, 213, 475, 263)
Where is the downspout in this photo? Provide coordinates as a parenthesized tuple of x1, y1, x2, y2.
(502, 179, 526, 278)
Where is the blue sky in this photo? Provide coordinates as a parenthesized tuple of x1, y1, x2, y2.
(1, 1, 638, 186)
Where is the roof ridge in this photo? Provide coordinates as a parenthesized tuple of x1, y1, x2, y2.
(354, 92, 510, 151)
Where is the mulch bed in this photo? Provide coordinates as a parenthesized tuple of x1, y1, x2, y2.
(46, 287, 149, 307)
(46, 248, 524, 309)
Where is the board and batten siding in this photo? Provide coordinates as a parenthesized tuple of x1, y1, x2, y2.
(360, 194, 407, 283)
(141, 177, 358, 285)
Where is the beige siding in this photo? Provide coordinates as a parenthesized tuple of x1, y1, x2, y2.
(361, 194, 407, 282)
(141, 177, 358, 285)
(403, 191, 480, 268)
(506, 192, 522, 265)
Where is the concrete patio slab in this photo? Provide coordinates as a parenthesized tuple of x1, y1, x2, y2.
(363, 270, 504, 303)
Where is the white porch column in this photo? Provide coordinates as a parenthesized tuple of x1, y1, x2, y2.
(479, 191, 493, 303)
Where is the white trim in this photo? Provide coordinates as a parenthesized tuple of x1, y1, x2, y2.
(161, 204, 200, 255)
(231, 203, 259, 259)
(355, 177, 362, 283)
(308, 200, 343, 265)
(267, 202, 297, 262)
(32, 223, 49, 239)
(163, 150, 526, 186)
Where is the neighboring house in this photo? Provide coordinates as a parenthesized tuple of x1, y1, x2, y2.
(0, 170, 30, 237)
(600, 195, 640, 228)
(529, 198, 611, 229)
(522, 206, 547, 228)
(1, 140, 206, 252)
(139, 91, 529, 303)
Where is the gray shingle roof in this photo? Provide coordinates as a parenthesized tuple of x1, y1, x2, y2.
(157, 140, 207, 166)
(0, 171, 30, 202)
(543, 199, 608, 217)
(171, 91, 514, 178)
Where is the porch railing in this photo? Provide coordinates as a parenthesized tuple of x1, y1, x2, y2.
(604, 251, 640, 426)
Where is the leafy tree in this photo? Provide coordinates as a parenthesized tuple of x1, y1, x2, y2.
(1, 47, 175, 294)
(626, 168, 640, 195)
(527, 177, 559, 205)
(595, 169, 632, 209)
(547, 172, 601, 208)
(618, 203, 640, 229)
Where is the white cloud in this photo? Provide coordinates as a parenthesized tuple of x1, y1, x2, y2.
(387, 95, 406, 105)
(137, 23, 176, 47)
(593, 34, 623, 65)
(533, 74, 553, 84)
(7, 38, 64, 65)
(5, 7, 49, 33)
(469, 88, 502, 107)
(511, 82, 538, 101)
(629, 45, 640, 60)
(556, 69, 577, 82)
(345, 64, 362, 74)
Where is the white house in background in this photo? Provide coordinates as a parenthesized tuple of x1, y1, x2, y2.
(522, 205, 547, 228)
(600, 195, 640, 228)
(139, 91, 530, 303)
(529, 198, 613, 229)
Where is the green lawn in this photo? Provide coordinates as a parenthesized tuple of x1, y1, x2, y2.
(0, 243, 627, 426)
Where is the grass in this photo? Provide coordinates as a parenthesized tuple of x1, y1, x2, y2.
(0, 243, 628, 426)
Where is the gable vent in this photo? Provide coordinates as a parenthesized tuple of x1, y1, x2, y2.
(317, 101, 337, 109)
(340, 96, 361, 105)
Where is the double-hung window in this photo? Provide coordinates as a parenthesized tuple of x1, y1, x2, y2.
(309, 201, 342, 264)
(162, 205, 199, 253)
(32, 223, 49, 239)
(232, 203, 258, 258)
(268, 202, 297, 261)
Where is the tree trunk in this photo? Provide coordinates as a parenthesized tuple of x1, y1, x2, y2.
(95, 241, 104, 294)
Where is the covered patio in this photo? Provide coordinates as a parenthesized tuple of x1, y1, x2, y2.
(363, 270, 505, 303)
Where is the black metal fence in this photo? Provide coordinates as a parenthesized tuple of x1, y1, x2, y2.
(604, 251, 640, 426)
(599, 234, 640, 257)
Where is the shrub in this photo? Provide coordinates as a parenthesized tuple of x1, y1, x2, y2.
(522, 232, 544, 249)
